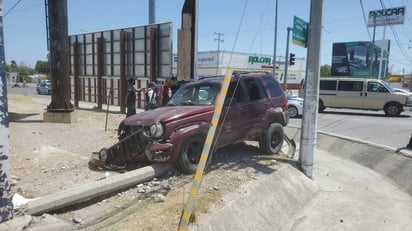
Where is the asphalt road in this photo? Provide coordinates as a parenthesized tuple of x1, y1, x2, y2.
(289, 107, 412, 149)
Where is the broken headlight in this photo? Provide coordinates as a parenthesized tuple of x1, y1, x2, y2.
(99, 148, 108, 162)
(149, 121, 164, 138)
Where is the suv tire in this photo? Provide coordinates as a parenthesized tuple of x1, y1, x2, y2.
(175, 133, 206, 174)
(259, 123, 284, 155)
(384, 102, 402, 117)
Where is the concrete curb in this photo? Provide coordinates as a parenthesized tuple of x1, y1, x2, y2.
(189, 164, 319, 231)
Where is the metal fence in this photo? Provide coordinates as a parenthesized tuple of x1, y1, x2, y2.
(69, 22, 173, 112)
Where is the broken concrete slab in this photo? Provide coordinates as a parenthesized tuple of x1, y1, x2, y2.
(26, 164, 172, 215)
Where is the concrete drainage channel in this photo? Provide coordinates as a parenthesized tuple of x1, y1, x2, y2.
(3, 126, 412, 230)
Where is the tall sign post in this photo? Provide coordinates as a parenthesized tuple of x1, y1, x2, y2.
(368, 6, 405, 79)
(0, 0, 14, 222)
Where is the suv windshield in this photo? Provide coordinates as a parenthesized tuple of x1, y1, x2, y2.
(167, 83, 221, 106)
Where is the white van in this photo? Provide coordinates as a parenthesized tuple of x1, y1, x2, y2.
(318, 77, 412, 116)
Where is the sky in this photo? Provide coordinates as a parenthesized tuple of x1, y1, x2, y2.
(2, 0, 412, 75)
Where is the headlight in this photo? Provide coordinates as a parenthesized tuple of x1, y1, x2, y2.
(149, 122, 164, 138)
(99, 148, 108, 162)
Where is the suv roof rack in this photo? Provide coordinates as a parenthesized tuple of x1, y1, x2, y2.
(232, 71, 271, 77)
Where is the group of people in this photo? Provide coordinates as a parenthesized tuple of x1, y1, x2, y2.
(125, 77, 179, 117)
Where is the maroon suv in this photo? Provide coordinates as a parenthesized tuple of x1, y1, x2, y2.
(91, 72, 289, 173)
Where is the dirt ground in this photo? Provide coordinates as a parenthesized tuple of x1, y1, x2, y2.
(8, 93, 291, 230)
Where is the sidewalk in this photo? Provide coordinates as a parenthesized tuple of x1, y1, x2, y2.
(190, 148, 412, 231)
(287, 149, 412, 231)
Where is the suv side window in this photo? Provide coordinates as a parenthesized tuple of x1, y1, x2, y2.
(244, 78, 265, 101)
(226, 81, 244, 104)
(338, 81, 363, 91)
(263, 76, 282, 97)
(367, 82, 388, 93)
(320, 80, 337, 90)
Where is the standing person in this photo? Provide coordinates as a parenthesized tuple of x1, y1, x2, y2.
(125, 78, 137, 117)
(161, 77, 175, 105)
(145, 82, 159, 110)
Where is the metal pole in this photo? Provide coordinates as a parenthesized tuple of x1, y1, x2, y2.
(149, 0, 156, 24)
(377, 26, 387, 80)
(369, 16, 376, 78)
(299, 0, 324, 179)
(283, 27, 292, 90)
(272, 0, 278, 77)
(0, 0, 14, 221)
(214, 32, 224, 75)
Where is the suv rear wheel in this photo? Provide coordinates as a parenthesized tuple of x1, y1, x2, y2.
(175, 134, 206, 174)
(259, 123, 284, 154)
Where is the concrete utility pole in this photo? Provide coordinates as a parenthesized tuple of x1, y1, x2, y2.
(299, 0, 323, 179)
(214, 32, 224, 75)
(149, 0, 156, 24)
(0, 0, 14, 222)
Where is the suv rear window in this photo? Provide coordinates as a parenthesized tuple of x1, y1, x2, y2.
(263, 76, 283, 97)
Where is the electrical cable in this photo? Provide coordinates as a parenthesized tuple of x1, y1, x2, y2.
(4, 0, 23, 18)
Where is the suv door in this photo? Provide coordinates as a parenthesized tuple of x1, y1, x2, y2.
(336, 80, 364, 108)
(217, 81, 250, 146)
(242, 77, 271, 136)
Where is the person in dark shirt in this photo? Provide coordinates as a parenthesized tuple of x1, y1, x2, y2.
(125, 78, 137, 117)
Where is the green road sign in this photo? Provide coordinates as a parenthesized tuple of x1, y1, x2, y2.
(292, 16, 308, 48)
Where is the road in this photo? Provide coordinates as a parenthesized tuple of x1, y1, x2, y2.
(289, 107, 412, 149)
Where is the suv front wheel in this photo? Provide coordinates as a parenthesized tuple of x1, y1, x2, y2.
(259, 123, 284, 155)
(175, 133, 207, 174)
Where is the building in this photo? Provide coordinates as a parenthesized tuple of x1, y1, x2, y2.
(173, 50, 306, 89)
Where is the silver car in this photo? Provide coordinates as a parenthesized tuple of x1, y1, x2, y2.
(37, 82, 52, 95)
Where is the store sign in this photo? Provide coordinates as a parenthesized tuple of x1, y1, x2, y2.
(248, 56, 272, 65)
(368, 6, 405, 27)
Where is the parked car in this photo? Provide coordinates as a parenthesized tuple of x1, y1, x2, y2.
(285, 92, 303, 118)
(91, 72, 290, 173)
(37, 82, 52, 95)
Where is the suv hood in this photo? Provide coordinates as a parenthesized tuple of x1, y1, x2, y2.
(123, 106, 213, 126)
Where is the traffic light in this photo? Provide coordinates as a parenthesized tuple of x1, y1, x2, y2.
(289, 53, 295, 66)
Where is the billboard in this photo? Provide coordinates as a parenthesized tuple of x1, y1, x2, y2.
(368, 7, 405, 27)
(331, 40, 390, 78)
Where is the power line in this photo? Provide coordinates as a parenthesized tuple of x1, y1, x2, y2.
(4, 0, 23, 18)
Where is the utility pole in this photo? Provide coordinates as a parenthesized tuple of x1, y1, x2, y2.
(369, 15, 377, 78)
(149, 0, 156, 24)
(272, 0, 278, 76)
(0, 0, 14, 222)
(283, 27, 292, 90)
(299, 0, 323, 179)
(214, 32, 224, 75)
(47, 0, 73, 111)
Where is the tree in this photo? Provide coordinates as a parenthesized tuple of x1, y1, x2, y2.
(320, 64, 331, 77)
(35, 60, 50, 74)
